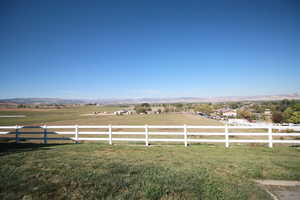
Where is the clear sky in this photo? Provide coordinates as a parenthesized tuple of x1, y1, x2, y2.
(1, 0, 299, 99)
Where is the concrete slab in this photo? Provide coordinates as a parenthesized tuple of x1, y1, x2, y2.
(256, 180, 300, 187)
(256, 180, 300, 200)
(267, 186, 300, 200)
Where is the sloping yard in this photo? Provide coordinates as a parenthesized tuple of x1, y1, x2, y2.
(1, 143, 299, 199)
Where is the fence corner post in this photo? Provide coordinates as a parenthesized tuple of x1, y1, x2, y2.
(43, 124, 47, 144)
(75, 125, 79, 144)
(268, 125, 273, 148)
(109, 124, 112, 145)
(15, 125, 19, 144)
(184, 124, 188, 147)
(225, 124, 229, 148)
(145, 124, 149, 146)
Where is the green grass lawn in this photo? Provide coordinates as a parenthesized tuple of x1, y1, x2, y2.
(1, 143, 299, 200)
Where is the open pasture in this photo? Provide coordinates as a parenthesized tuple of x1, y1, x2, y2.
(0, 111, 225, 145)
(1, 107, 299, 147)
(0, 106, 128, 126)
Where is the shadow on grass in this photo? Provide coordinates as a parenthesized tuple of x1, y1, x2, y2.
(0, 125, 75, 156)
(0, 143, 71, 156)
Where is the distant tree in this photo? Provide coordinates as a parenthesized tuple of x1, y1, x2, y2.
(85, 103, 97, 106)
(213, 103, 224, 110)
(174, 103, 183, 108)
(283, 107, 293, 122)
(282, 103, 300, 123)
(17, 104, 26, 108)
(278, 99, 294, 112)
(291, 103, 300, 111)
(141, 103, 151, 108)
(229, 102, 241, 109)
(250, 104, 265, 113)
(272, 112, 283, 123)
(174, 103, 184, 112)
(287, 111, 300, 124)
(237, 109, 252, 120)
(135, 106, 147, 114)
(194, 104, 213, 115)
(134, 103, 152, 114)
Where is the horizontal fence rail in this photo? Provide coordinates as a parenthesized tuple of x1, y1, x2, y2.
(0, 125, 300, 147)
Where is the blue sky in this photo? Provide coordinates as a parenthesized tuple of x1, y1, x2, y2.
(0, 0, 299, 99)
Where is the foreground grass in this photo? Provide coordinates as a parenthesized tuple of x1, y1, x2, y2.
(1, 144, 300, 199)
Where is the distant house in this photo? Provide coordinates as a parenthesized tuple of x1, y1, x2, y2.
(114, 110, 126, 115)
(125, 110, 136, 115)
(264, 109, 272, 116)
(114, 110, 136, 115)
(146, 110, 155, 115)
(222, 110, 237, 117)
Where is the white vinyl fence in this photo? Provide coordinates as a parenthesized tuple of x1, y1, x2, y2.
(0, 125, 300, 148)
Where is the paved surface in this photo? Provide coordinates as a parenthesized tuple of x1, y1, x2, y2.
(256, 180, 300, 200)
(267, 186, 300, 200)
(256, 180, 300, 187)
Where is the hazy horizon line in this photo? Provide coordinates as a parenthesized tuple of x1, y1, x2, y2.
(1, 92, 299, 101)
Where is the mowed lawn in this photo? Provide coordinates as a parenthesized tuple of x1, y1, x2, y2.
(1, 143, 300, 200)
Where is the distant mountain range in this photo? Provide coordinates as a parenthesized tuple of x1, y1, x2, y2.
(0, 93, 300, 105)
(0, 98, 87, 105)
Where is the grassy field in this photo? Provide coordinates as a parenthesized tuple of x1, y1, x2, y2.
(0, 106, 220, 126)
(1, 143, 300, 199)
(1, 107, 299, 145)
(0, 106, 130, 126)
(0, 107, 225, 145)
(1, 106, 299, 199)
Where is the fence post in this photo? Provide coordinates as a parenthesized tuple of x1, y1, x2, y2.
(109, 124, 112, 145)
(43, 125, 47, 144)
(225, 124, 229, 148)
(184, 124, 188, 147)
(268, 126, 273, 148)
(145, 124, 149, 146)
(288, 123, 292, 131)
(15, 125, 19, 144)
(75, 125, 79, 144)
